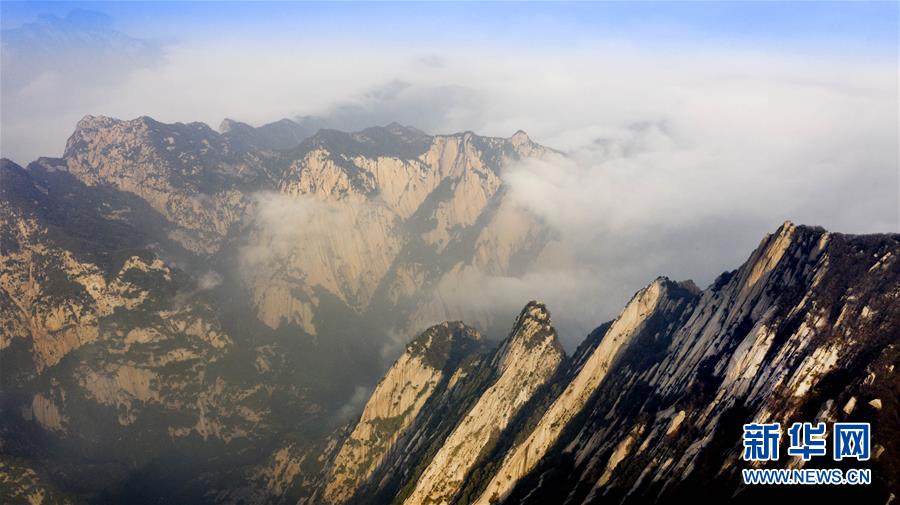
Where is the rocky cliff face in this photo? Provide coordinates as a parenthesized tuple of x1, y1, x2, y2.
(50, 115, 556, 342)
(0, 159, 329, 503)
(0, 116, 562, 505)
(60, 115, 276, 254)
(323, 322, 482, 504)
(485, 223, 898, 504)
(301, 222, 898, 505)
(402, 303, 564, 505)
(3, 114, 898, 505)
(246, 124, 557, 338)
(476, 278, 698, 503)
(311, 302, 565, 505)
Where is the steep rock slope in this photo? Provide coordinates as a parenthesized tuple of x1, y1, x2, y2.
(247, 125, 558, 338)
(323, 322, 482, 504)
(60, 115, 279, 254)
(402, 303, 565, 505)
(53, 115, 558, 342)
(0, 160, 325, 503)
(309, 222, 898, 505)
(500, 222, 899, 504)
(477, 278, 698, 503)
(2, 116, 565, 504)
(310, 303, 566, 505)
(1, 160, 182, 374)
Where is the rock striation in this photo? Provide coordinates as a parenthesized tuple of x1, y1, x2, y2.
(3, 113, 898, 505)
(310, 222, 899, 505)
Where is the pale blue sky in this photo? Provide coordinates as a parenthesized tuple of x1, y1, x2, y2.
(3, 1, 898, 54)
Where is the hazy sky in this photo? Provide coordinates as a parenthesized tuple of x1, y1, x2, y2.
(2, 1, 898, 344)
(2, 1, 897, 163)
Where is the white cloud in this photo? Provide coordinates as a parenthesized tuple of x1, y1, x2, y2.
(198, 270, 223, 291)
(3, 22, 897, 346)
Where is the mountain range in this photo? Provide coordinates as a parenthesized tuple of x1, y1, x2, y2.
(0, 115, 897, 504)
